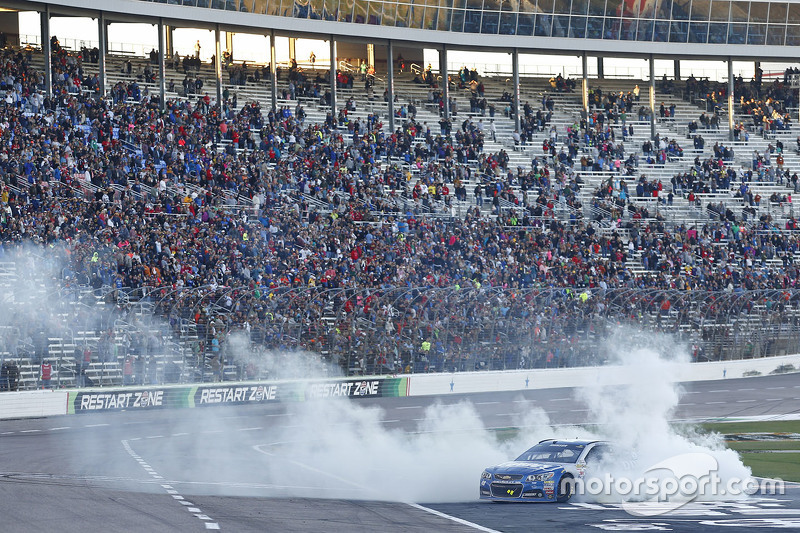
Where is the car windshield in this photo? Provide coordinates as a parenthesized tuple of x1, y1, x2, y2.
(515, 442, 585, 463)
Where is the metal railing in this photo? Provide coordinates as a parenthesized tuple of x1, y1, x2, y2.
(3, 273, 800, 391)
(137, 285, 800, 377)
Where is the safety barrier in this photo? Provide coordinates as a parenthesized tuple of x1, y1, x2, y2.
(0, 390, 69, 420)
(2, 353, 798, 420)
(62, 376, 409, 414)
(406, 353, 800, 397)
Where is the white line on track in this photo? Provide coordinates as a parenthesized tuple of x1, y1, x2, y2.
(682, 403, 696, 406)
(84, 423, 109, 428)
(239, 427, 263, 431)
(20, 429, 41, 433)
(171, 433, 189, 437)
(737, 400, 757, 403)
(395, 406, 423, 410)
(145, 435, 163, 439)
(738, 389, 755, 391)
(706, 401, 725, 404)
(549, 398, 570, 402)
(382, 419, 400, 423)
(766, 399, 783, 402)
(513, 399, 533, 402)
(49, 427, 69, 431)
(265, 413, 291, 417)
(122, 439, 219, 530)
(767, 387, 785, 390)
(475, 402, 500, 405)
(407, 503, 503, 533)
(709, 390, 729, 393)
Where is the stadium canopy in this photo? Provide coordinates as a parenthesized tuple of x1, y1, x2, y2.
(8, 0, 800, 59)
(11, 0, 800, 139)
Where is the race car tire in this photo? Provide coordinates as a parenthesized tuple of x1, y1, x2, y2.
(557, 474, 574, 503)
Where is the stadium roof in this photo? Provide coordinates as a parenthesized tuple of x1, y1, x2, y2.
(9, 0, 800, 59)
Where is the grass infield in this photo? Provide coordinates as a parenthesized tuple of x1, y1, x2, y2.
(697, 420, 800, 482)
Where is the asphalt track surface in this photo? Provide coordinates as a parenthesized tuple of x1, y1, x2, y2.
(2, 373, 800, 532)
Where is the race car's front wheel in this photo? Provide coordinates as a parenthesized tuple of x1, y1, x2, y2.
(557, 474, 574, 503)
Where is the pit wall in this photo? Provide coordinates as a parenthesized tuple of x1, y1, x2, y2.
(2, 354, 799, 420)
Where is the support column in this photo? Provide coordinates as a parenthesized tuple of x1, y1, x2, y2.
(512, 48, 520, 133)
(649, 54, 656, 140)
(329, 37, 337, 116)
(366, 43, 374, 69)
(387, 40, 395, 133)
(728, 58, 735, 141)
(158, 18, 166, 110)
(215, 26, 223, 105)
(673, 59, 681, 81)
(269, 31, 278, 111)
(581, 53, 588, 115)
(165, 25, 174, 58)
(226, 31, 234, 61)
(98, 13, 107, 98)
(440, 46, 449, 119)
(597, 57, 604, 79)
(289, 37, 296, 61)
(41, 8, 52, 96)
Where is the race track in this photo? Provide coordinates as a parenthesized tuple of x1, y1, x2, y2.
(2, 373, 800, 532)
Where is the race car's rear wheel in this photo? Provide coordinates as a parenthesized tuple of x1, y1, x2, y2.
(556, 474, 574, 503)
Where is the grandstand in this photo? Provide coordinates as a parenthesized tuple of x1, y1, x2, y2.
(0, 1, 800, 391)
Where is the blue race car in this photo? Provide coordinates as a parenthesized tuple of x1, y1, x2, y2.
(480, 439, 612, 502)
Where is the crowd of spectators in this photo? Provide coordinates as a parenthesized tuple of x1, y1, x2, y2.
(1, 43, 800, 383)
(687, 69, 796, 136)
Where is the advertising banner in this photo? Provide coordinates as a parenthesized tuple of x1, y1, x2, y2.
(304, 377, 407, 400)
(66, 377, 407, 413)
(192, 383, 280, 406)
(68, 387, 190, 413)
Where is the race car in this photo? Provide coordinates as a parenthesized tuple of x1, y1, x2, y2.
(480, 439, 612, 502)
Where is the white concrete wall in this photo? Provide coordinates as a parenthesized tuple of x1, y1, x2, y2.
(1, 355, 798, 419)
(0, 390, 68, 420)
(405, 354, 800, 397)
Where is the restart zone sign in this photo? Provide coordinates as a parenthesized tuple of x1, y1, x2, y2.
(305, 379, 384, 399)
(71, 389, 172, 412)
(66, 377, 408, 413)
(194, 384, 279, 406)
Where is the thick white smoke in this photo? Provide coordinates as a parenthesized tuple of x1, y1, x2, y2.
(251, 399, 590, 503)
(225, 330, 340, 380)
(243, 329, 751, 505)
(574, 335, 752, 509)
